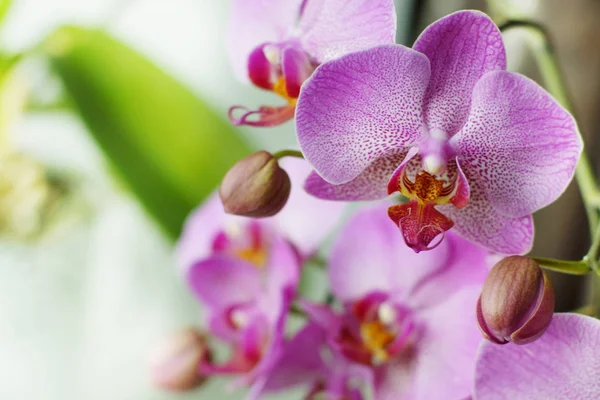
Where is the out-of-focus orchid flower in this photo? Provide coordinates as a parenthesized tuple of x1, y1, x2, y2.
(175, 158, 346, 394)
(297, 10, 582, 254)
(264, 204, 490, 399)
(254, 322, 369, 399)
(473, 314, 600, 400)
(227, 0, 396, 127)
(177, 157, 346, 268)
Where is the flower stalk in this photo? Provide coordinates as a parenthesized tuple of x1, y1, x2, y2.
(273, 149, 304, 160)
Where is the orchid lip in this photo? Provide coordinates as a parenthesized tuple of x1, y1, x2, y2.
(228, 104, 296, 127)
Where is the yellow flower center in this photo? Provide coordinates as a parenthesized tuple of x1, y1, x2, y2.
(360, 320, 396, 363)
(273, 77, 298, 106)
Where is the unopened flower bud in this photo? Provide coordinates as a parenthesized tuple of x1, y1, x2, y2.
(149, 328, 211, 391)
(219, 150, 291, 217)
(477, 256, 554, 345)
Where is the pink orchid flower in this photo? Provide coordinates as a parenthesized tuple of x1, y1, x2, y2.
(227, 0, 396, 127)
(296, 10, 582, 254)
(254, 322, 369, 399)
(473, 313, 600, 399)
(262, 204, 491, 399)
(175, 158, 345, 394)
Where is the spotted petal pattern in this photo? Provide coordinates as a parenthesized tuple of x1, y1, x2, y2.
(297, 45, 430, 184)
(414, 10, 506, 136)
(439, 166, 534, 255)
(453, 71, 582, 218)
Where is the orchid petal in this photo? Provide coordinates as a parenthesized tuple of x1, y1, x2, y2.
(247, 43, 277, 90)
(282, 43, 315, 98)
(274, 157, 347, 258)
(407, 232, 490, 309)
(474, 314, 600, 400)
(298, 0, 396, 63)
(453, 71, 582, 218)
(175, 194, 229, 273)
(409, 287, 482, 400)
(297, 45, 430, 184)
(328, 204, 452, 302)
(305, 151, 408, 201)
(414, 10, 506, 136)
(261, 236, 300, 323)
(228, 0, 303, 82)
(258, 323, 328, 393)
(186, 255, 261, 311)
(439, 168, 534, 255)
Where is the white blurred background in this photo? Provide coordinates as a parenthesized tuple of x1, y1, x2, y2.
(0, 1, 297, 399)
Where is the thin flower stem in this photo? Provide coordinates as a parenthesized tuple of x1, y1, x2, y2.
(532, 256, 591, 276)
(585, 223, 600, 272)
(273, 149, 304, 160)
(499, 19, 600, 237)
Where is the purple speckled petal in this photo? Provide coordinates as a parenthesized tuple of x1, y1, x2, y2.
(227, 0, 303, 82)
(186, 255, 261, 311)
(274, 157, 347, 258)
(438, 167, 534, 255)
(305, 151, 408, 201)
(298, 0, 396, 63)
(408, 287, 482, 400)
(414, 10, 506, 136)
(297, 45, 430, 184)
(328, 204, 452, 302)
(453, 71, 582, 218)
(474, 314, 600, 400)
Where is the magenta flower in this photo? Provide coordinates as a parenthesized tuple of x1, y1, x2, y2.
(175, 158, 346, 392)
(264, 204, 490, 399)
(227, 0, 396, 127)
(473, 314, 600, 399)
(297, 10, 582, 254)
(254, 322, 369, 399)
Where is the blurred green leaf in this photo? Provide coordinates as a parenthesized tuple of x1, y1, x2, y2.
(0, 0, 12, 30)
(44, 26, 252, 239)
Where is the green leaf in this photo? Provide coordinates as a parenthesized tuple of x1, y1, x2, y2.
(43, 26, 252, 239)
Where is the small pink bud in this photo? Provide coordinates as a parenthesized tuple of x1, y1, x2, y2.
(477, 256, 555, 345)
(219, 150, 291, 217)
(149, 328, 211, 391)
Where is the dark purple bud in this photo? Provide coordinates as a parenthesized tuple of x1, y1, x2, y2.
(149, 328, 211, 391)
(219, 150, 291, 218)
(477, 256, 555, 345)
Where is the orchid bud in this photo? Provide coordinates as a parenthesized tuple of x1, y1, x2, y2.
(219, 150, 291, 217)
(477, 256, 555, 345)
(149, 328, 211, 391)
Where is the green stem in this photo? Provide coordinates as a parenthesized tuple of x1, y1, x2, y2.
(499, 20, 600, 237)
(532, 256, 591, 276)
(273, 149, 304, 160)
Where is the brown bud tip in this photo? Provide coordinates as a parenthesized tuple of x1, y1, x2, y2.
(476, 256, 555, 345)
(219, 150, 291, 218)
(149, 328, 211, 391)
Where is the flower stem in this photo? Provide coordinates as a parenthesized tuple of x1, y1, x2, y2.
(532, 256, 591, 276)
(273, 149, 304, 160)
